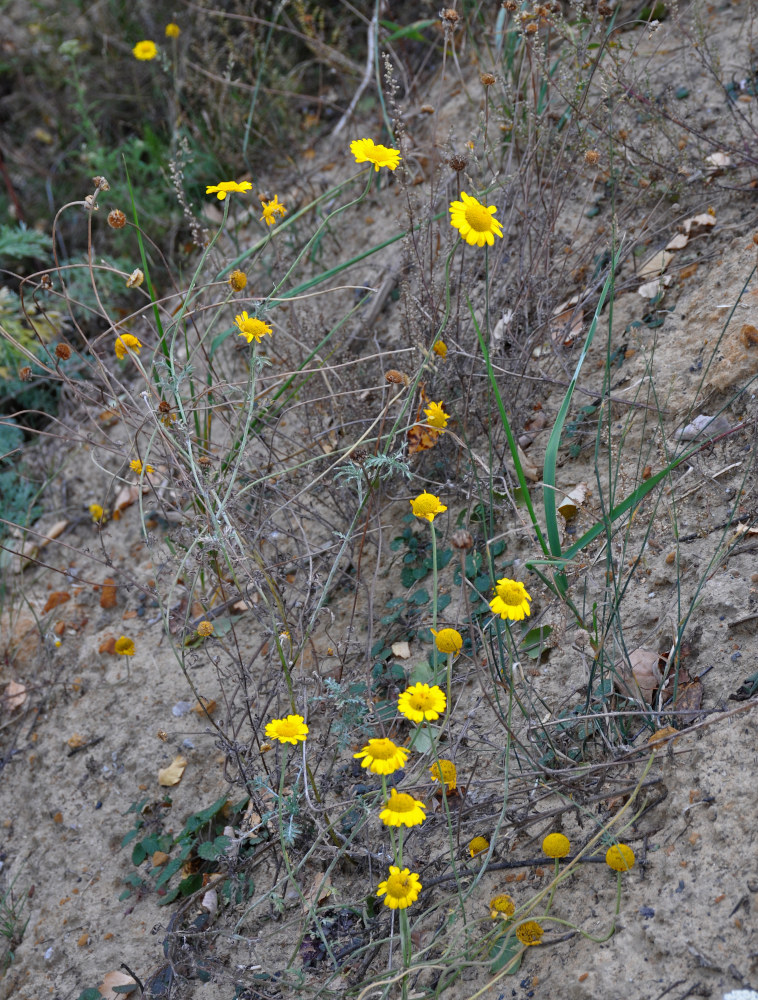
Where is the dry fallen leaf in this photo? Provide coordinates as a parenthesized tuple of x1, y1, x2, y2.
(705, 151, 731, 171)
(42, 591, 70, 614)
(665, 232, 689, 251)
(616, 648, 661, 704)
(158, 755, 187, 787)
(517, 444, 541, 482)
(682, 212, 716, 235)
(67, 733, 86, 750)
(99, 578, 117, 610)
(557, 482, 589, 521)
(3, 680, 28, 713)
(99, 971, 138, 1000)
(648, 725, 679, 746)
(113, 484, 142, 514)
(152, 850, 170, 866)
(391, 641, 411, 659)
(638, 249, 673, 279)
(638, 275, 673, 298)
(304, 873, 332, 908)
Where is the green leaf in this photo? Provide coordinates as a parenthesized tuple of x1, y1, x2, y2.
(131, 842, 147, 866)
(521, 625, 553, 659)
(411, 589, 429, 605)
(410, 726, 436, 754)
(197, 835, 231, 860)
(76, 990, 104, 1000)
(410, 661, 434, 685)
(488, 933, 522, 974)
(180, 872, 203, 896)
(155, 857, 182, 888)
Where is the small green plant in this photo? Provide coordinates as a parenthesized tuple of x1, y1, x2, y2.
(0, 871, 30, 975)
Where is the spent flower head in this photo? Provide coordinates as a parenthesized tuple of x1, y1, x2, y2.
(398, 682, 446, 723)
(433, 339, 448, 358)
(350, 138, 402, 171)
(489, 577, 532, 621)
(353, 738, 408, 775)
(489, 893, 515, 919)
(449, 191, 503, 247)
(229, 269, 247, 291)
(115, 636, 135, 656)
(265, 715, 309, 745)
(196, 621, 214, 637)
(516, 920, 543, 946)
(377, 866, 421, 909)
(429, 759, 457, 791)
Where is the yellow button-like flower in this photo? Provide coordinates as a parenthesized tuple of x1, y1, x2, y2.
(433, 340, 447, 358)
(115, 636, 135, 656)
(89, 503, 106, 524)
(410, 492, 447, 523)
(429, 759, 456, 791)
(260, 195, 287, 226)
(265, 714, 309, 745)
(235, 312, 272, 344)
(196, 621, 214, 637)
(130, 459, 154, 475)
(470, 836, 489, 858)
(424, 400, 450, 429)
(398, 682, 446, 723)
(605, 844, 635, 872)
(379, 788, 426, 828)
(430, 627, 462, 655)
(114, 334, 142, 360)
(229, 269, 247, 291)
(542, 832, 570, 859)
(350, 138, 402, 172)
(449, 191, 503, 248)
(165, 23, 180, 38)
(515, 920, 543, 946)
(489, 893, 515, 919)
(489, 577, 532, 621)
(353, 738, 408, 775)
(377, 866, 421, 909)
(132, 40, 157, 61)
(206, 180, 253, 201)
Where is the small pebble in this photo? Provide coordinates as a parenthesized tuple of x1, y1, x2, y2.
(639, 906, 655, 918)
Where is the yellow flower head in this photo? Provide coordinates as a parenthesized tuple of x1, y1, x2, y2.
(449, 191, 503, 248)
(377, 866, 421, 909)
(89, 503, 106, 524)
(430, 627, 462, 655)
(196, 620, 214, 637)
(470, 836, 490, 858)
(132, 40, 157, 61)
(489, 577, 532, 621)
(350, 138, 402, 172)
(489, 893, 515, 919)
(235, 312, 273, 344)
(260, 195, 287, 226)
(130, 459, 154, 475)
(424, 400, 450, 429)
(379, 788, 426, 828)
(429, 759, 456, 791)
(265, 714, 309, 745)
(605, 844, 635, 872)
(398, 682, 446, 723)
(353, 738, 408, 775)
(433, 340, 448, 358)
(543, 832, 570, 859)
(229, 269, 248, 291)
(206, 180, 253, 201)
(115, 636, 135, 656)
(410, 492, 447, 523)
(516, 920, 543, 946)
(165, 23, 180, 37)
(114, 334, 142, 360)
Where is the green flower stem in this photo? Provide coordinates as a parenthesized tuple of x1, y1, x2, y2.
(543, 857, 560, 916)
(445, 650, 454, 726)
(430, 519, 439, 675)
(381, 776, 401, 865)
(425, 722, 467, 926)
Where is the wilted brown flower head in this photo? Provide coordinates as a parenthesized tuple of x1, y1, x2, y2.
(93, 175, 110, 192)
(525, 21, 539, 33)
(158, 400, 171, 413)
(108, 209, 127, 229)
(584, 149, 600, 166)
(480, 72, 496, 87)
(440, 7, 460, 26)
(352, 448, 369, 464)
(55, 343, 71, 360)
(40, 273, 52, 290)
(19, 366, 32, 381)
(503, 0, 518, 10)
(449, 154, 468, 172)
(451, 529, 474, 551)
(385, 369, 410, 385)
(229, 269, 247, 291)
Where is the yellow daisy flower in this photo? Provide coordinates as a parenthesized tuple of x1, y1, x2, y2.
(430, 627, 462, 654)
(165, 23, 180, 38)
(379, 788, 426, 828)
(260, 195, 287, 226)
(132, 40, 157, 61)
(424, 401, 450, 429)
(410, 492, 447, 523)
(449, 191, 503, 248)
(353, 738, 408, 775)
(398, 682, 446, 723)
(265, 714, 309, 745)
(489, 577, 532, 621)
(489, 893, 515, 919)
(350, 138, 402, 172)
(542, 832, 570, 858)
(377, 866, 421, 909)
(115, 636, 135, 656)
(429, 759, 456, 791)
(235, 312, 272, 344)
(470, 836, 489, 858)
(196, 621, 214, 637)
(515, 920, 543, 946)
(433, 340, 447, 358)
(130, 459, 154, 475)
(605, 844, 635, 872)
(114, 334, 142, 360)
(206, 181, 253, 201)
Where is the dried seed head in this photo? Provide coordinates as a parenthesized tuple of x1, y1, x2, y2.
(503, 1, 518, 10)
(55, 343, 71, 360)
(525, 22, 539, 33)
(440, 8, 460, 25)
(126, 268, 144, 288)
(19, 366, 33, 381)
(598, 2, 612, 14)
(108, 209, 127, 229)
(584, 149, 600, 166)
(196, 620, 214, 637)
(198, 456, 213, 466)
(93, 175, 110, 192)
(229, 269, 247, 291)
(449, 154, 468, 172)
(157, 729, 168, 741)
(451, 529, 474, 551)
(352, 448, 369, 463)
(480, 72, 496, 87)
(158, 400, 171, 413)
(385, 369, 410, 385)
(40, 273, 52, 290)
(420, 104, 435, 114)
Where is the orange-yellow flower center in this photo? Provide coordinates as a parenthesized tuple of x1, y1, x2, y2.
(369, 739, 396, 759)
(414, 496, 437, 515)
(386, 872, 412, 895)
(277, 719, 301, 736)
(498, 581, 523, 604)
(409, 690, 434, 710)
(387, 793, 416, 813)
(465, 201, 493, 232)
